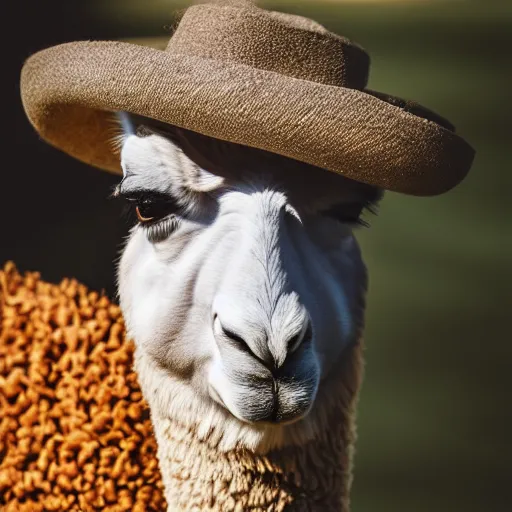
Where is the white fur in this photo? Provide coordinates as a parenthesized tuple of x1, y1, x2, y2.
(116, 120, 368, 452)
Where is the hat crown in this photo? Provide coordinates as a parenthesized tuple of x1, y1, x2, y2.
(166, 4, 370, 89)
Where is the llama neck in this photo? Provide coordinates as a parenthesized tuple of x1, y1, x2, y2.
(148, 342, 363, 512)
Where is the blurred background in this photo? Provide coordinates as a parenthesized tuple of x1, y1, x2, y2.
(6, 0, 511, 510)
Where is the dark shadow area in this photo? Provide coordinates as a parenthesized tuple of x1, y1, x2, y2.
(6, 1, 148, 296)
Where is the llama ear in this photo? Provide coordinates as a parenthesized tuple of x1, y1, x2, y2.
(183, 165, 224, 193)
(116, 117, 225, 194)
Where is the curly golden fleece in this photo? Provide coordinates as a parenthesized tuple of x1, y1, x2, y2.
(0, 263, 166, 511)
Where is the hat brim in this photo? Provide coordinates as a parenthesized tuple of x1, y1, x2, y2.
(21, 41, 474, 196)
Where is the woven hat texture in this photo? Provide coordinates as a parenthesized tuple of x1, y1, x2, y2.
(20, 0, 474, 195)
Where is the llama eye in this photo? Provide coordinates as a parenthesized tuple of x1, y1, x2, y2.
(134, 198, 175, 224)
(135, 205, 154, 223)
(321, 203, 367, 226)
(134, 196, 181, 242)
(116, 188, 182, 242)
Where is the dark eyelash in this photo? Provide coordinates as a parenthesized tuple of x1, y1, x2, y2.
(322, 200, 380, 228)
(115, 188, 174, 205)
(359, 200, 382, 227)
(354, 202, 378, 228)
(362, 200, 380, 217)
(144, 216, 180, 243)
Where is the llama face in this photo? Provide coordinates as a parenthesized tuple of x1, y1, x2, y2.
(116, 118, 377, 436)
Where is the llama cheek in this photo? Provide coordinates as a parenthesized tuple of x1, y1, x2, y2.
(128, 291, 164, 349)
(318, 277, 354, 345)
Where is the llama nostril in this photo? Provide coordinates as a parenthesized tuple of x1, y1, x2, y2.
(287, 333, 301, 354)
(213, 314, 253, 356)
(222, 325, 247, 348)
(287, 320, 312, 355)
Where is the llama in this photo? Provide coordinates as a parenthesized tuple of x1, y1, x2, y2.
(114, 113, 382, 511)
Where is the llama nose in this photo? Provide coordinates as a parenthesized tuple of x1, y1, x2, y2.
(213, 304, 312, 369)
(215, 317, 310, 370)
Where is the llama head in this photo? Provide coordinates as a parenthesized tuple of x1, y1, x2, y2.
(115, 114, 382, 450)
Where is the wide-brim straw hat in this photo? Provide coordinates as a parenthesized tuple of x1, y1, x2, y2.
(20, 1, 474, 196)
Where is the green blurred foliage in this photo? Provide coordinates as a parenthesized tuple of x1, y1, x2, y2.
(91, 1, 512, 510)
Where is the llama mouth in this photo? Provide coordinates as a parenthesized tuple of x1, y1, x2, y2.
(208, 383, 308, 427)
(208, 384, 269, 425)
